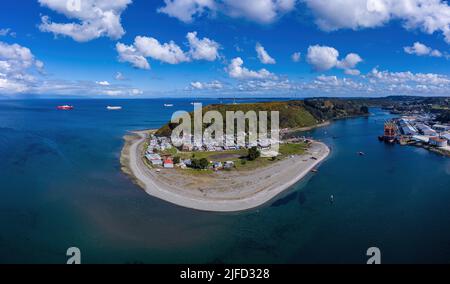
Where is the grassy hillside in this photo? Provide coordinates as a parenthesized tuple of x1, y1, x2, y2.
(156, 99, 369, 137)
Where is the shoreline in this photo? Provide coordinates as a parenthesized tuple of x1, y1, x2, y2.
(120, 130, 330, 212)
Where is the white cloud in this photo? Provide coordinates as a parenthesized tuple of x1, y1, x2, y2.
(404, 42, 443, 57)
(306, 45, 363, 74)
(38, 0, 132, 42)
(115, 72, 126, 80)
(134, 36, 190, 64)
(190, 81, 204, 89)
(187, 31, 220, 61)
(336, 53, 363, 69)
(158, 0, 297, 24)
(189, 80, 223, 90)
(96, 80, 110, 86)
(306, 45, 339, 71)
(0, 41, 43, 94)
(116, 31, 220, 69)
(256, 43, 276, 64)
(304, 0, 450, 44)
(291, 52, 301, 62)
(227, 57, 277, 79)
(367, 67, 450, 85)
(344, 69, 361, 76)
(116, 43, 150, 70)
(158, 0, 216, 23)
(0, 28, 11, 36)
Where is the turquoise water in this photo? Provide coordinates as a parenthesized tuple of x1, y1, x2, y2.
(0, 99, 449, 264)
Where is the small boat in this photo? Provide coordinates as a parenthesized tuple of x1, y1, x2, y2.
(330, 195, 334, 204)
(164, 104, 174, 107)
(358, 151, 366, 156)
(57, 105, 74, 110)
(311, 169, 318, 173)
(107, 106, 122, 110)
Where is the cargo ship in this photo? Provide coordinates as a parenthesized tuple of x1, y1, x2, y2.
(107, 106, 122, 110)
(57, 105, 74, 110)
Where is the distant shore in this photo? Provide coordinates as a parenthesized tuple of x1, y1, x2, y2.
(120, 130, 330, 212)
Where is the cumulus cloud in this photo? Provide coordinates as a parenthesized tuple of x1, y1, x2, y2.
(38, 0, 132, 42)
(116, 42, 150, 70)
(304, 0, 450, 44)
(306, 45, 363, 74)
(306, 45, 339, 71)
(189, 80, 223, 90)
(187, 31, 220, 61)
(116, 31, 220, 69)
(0, 41, 143, 97)
(158, 0, 297, 24)
(367, 67, 450, 85)
(256, 43, 276, 64)
(96, 80, 110, 86)
(0, 41, 44, 94)
(404, 42, 443, 57)
(291, 52, 301, 62)
(134, 36, 190, 64)
(227, 57, 277, 79)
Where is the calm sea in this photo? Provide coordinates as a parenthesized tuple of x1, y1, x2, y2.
(0, 99, 449, 264)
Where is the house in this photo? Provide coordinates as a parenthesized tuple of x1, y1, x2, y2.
(212, 161, 223, 169)
(163, 158, 174, 168)
(429, 137, 447, 147)
(151, 159, 163, 166)
(224, 161, 235, 169)
(146, 153, 163, 166)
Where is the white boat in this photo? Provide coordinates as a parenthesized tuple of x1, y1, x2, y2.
(164, 104, 174, 107)
(107, 106, 122, 110)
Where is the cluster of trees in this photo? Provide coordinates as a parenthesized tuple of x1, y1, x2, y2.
(247, 147, 260, 161)
(190, 158, 209, 170)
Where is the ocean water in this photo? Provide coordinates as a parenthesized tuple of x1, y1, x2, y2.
(0, 99, 449, 264)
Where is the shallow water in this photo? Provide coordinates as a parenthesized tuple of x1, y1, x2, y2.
(0, 99, 449, 264)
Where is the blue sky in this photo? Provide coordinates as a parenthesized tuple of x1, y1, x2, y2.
(1, 0, 450, 98)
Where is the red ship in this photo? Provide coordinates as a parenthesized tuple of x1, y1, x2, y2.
(57, 105, 74, 110)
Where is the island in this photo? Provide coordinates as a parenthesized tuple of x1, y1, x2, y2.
(120, 99, 369, 212)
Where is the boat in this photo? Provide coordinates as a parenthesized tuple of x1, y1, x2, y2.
(164, 104, 174, 107)
(358, 151, 366, 156)
(57, 105, 74, 110)
(107, 106, 122, 110)
(311, 169, 318, 173)
(330, 195, 334, 204)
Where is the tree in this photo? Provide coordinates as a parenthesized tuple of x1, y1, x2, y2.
(173, 156, 181, 164)
(248, 146, 260, 161)
(199, 158, 209, 169)
(190, 158, 209, 169)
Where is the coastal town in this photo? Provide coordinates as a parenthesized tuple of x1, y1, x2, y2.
(143, 132, 292, 172)
(380, 114, 450, 155)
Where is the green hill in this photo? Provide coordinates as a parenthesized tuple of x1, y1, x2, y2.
(155, 99, 369, 137)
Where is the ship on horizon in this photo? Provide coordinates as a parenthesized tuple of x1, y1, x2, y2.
(56, 105, 74, 110)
